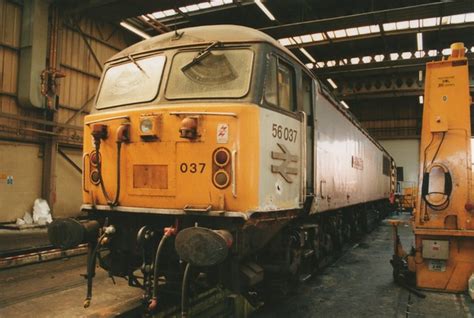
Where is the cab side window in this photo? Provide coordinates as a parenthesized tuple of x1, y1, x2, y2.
(264, 55, 295, 111)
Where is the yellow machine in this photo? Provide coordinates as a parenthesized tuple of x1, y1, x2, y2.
(393, 43, 474, 293)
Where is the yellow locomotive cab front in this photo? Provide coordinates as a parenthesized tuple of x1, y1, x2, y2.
(82, 104, 260, 217)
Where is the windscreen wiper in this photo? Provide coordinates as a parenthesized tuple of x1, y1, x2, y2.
(181, 41, 221, 72)
(127, 54, 149, 77)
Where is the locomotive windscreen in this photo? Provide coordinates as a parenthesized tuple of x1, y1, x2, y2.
(96, 55, 166, 109)
(166, 49, 253, 99)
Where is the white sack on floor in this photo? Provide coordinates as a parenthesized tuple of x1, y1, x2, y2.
(23, 211, 33, 224)
(32, 199, 52, 225)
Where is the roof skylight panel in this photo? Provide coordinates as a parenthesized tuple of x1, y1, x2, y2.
(311, 33, 325, 41)
(301, 34, 312, 43)
(409, 20, 420, 28)
(334, 29, 347, 38)
(396, 21, 409, 30)
(422, 17, 440, 27)
(279, 38, 291, 46)
(369, 25, 380, 33)
(466, 13, 474, 22)
(345, 28, 359, 36)
(357, 26, 371, 34)
(382, 22, 396, 32)
(450, 13, 466, 24)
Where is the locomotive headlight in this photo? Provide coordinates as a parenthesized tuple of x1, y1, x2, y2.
(139, 115, 160, 140)
(140, 118, 153, 133)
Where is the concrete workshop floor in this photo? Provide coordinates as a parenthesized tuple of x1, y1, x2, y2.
(0, 254, 142, 317)
(254, 213, 474, 318)
(0, 213, 472, 317)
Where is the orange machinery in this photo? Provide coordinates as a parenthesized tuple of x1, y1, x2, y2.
(409, 42, 474, 292)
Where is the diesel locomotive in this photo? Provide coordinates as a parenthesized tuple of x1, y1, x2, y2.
(48, 25, 396, 312)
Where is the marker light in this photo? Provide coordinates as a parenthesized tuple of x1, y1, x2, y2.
(214, 148, 231, 167)
(213, 171, 230, 189)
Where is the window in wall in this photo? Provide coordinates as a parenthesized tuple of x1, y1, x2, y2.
(396, 166, 404, 181)
(383, 155, 391, 176)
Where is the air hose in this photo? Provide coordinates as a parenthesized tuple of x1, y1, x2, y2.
(92, 125, 127, 207)
(84, 233, 106, 308)
(181, 263, 192, 318)
(147, 235, 169, 311)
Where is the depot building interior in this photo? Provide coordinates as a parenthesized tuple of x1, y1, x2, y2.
(1, 0, 474, 317)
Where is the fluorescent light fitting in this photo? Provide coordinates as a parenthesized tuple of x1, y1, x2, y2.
(417, 33, 423, 51)
(350, 57, 360, 64)
(327, 78, 338, 89)
(255, 0, 276, 21)
(374, 54, 384, 62)
(120, 22, 151, 39)
(419, 95, 423, 104)
(442, 48, 452, 56)
(341, 101, 349, 109)
(299, 48, 316, 63)
(418, 70, 423, 82)
(414, 51, 425, 58)
(401, 52, 412, 60)
(390, 53, 399, 60)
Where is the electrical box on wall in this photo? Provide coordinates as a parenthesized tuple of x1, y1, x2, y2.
(422, 240, 449, 260)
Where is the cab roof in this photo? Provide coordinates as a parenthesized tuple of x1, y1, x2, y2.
(109, 24, 298, 62)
